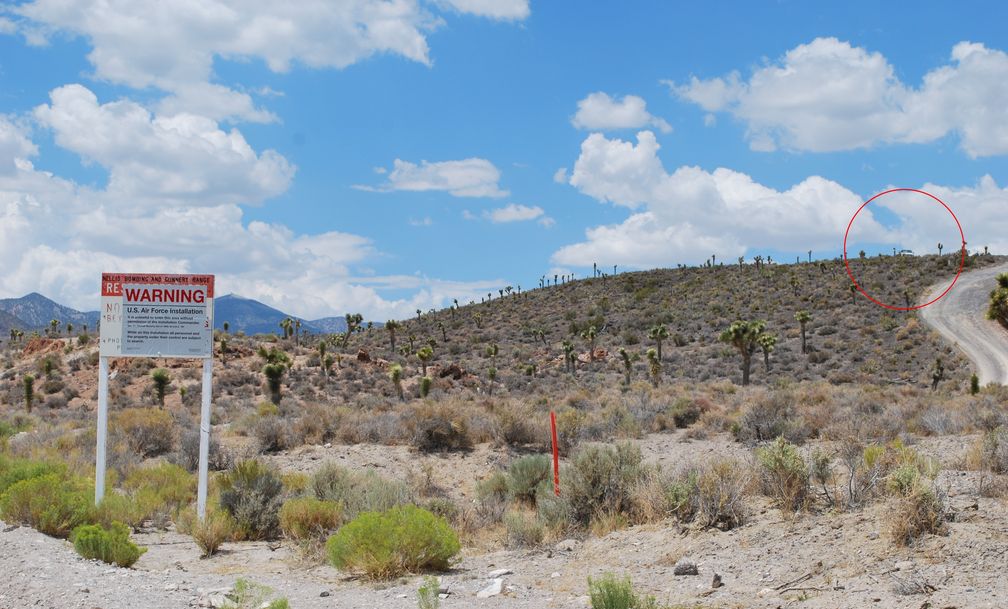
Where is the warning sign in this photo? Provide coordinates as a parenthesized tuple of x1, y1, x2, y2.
(99, 273, 215, 358)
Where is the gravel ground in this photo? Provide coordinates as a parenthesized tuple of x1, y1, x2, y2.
(3, 434, 1008, 609)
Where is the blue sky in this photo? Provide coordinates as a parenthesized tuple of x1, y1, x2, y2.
(0, 1, 1005, 318)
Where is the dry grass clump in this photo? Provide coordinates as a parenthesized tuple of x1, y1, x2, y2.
(111, 407, 176, 458)
(408, 402, 472, 452)
(179, 507, 235, 558)
(310, 461, 415, 522)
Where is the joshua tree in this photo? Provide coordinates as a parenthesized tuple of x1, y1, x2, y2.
(420, 376, 432, 398)
(535, 328, 547, 346)
(718, 320, 766, 386)
(262, 363, 287, 404)
(903, 291, 911, 309)
(473, 312, 483, 329)
(987, 273, 1008, 328)
(618, 347, 632, 385)
(757, 333, 777, 372)
(280, 318, 292, 340)
(416, 309, 422, 324)
(737, 256, 744, 269)
(39, 356, 55, 379)
(407, 334, 416, 352)
(49, 319, 60, 337)
(581, 325, 598, 361)
(931, 358, 944, 391)
(318, 341, 328, 376)
(151, 369, 171, 407)
(23, 374, 34, 413)
(323, 354, 335, 377)
(858, 250, 866, 259)
(385, 320, 400, 354)
(389, 364, 404, 401)
(808, 250, 812, 263)
(849, 283, 858, 304)
(937, 242, 943, 256)
(342, 313, 364, 348)
(487, 367, 497, 396)
(646, 348, 661, 387)
(417, 345, 434, 376)
(257, 345, 291, 366)
(219, 338, 228, 367)
(437, 321, 447, 342)
(562, 340, 575, 374)
(790, 275, 800, 296)
(66, 323, 73, 336)
(648, 324, 669, 361)
(794, 310, 812, 354)
(486, 343, 498, 363)
(222, 321, 229, 334)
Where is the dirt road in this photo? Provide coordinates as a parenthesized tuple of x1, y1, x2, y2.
(920, 261, 1008, 385)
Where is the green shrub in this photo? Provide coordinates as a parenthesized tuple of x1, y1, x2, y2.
(311, 462, 413, 522)
(71, 522, 146, 567)
(756, 437, 809, 512)
(535, 488, 572, 536)
(564, 443, 644, 526)
(0, 473, 94, 538)
(120, 462, 196, 527)
(0, 456, 65, 495)
(587, 573, 659, 609)
(279, 497, 341, 541)
(229, 578, 289, 609)
(503, 510, 544, 548)
(326, 505, 460, 579)
(664, 397, 703, 429)
(506, 455, 551, 505)
(219, 460, 284, 540)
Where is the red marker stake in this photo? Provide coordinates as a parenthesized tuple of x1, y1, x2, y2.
(550, 410, 560, 496)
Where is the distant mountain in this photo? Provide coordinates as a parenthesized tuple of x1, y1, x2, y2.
(0, 293, 99, 332)
(306, 316, 349, 334)
(0, 310, 27, 336)
(0, 291, 370, 339)
(214, 294, 348, 336)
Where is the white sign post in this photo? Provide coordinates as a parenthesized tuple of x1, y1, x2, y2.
(98, 273, 215, 519)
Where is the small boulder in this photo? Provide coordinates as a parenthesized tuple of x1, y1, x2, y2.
(476, 578, 503, 598)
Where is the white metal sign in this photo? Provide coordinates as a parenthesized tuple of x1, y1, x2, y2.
(100, 273, 214, 358)
(96, 272, 215, 520)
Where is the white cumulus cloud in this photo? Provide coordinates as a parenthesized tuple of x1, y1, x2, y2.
(360, 157, 508, 198)
(572, 92, 672, 134)
(671, 37, 1008, 156)
(0, 90, 500, 320)
(7, 0, 526, 122)
(554, 130, 889, 268)
(438, 0, 529, 20)
(33, 85, 295, 207)
(485, 203, 544, 223)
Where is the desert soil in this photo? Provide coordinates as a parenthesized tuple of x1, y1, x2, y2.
(2, 431, 1006, 609)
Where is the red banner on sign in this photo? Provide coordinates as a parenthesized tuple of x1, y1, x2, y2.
(101, 273, 215, 298)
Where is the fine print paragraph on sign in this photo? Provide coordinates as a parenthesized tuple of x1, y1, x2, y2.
(100, 273, 215, 358)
